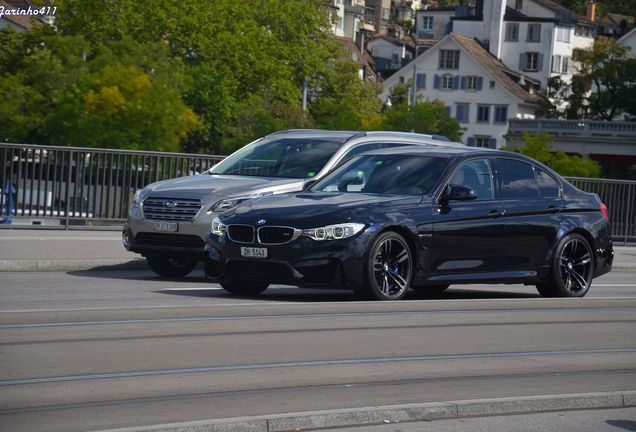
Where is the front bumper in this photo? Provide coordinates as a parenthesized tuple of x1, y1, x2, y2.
(124, 212, 215, 259)
(204, 228, 376, 289)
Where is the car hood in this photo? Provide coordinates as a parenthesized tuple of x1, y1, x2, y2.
(141, 174, 305, 203)
(221, 192, 423, 228)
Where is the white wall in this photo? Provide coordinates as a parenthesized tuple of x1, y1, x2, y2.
(506, 0, 554, 19)
(415, 10, 454, 40)
(619, 30, 636, 55)
(367, 39, 412, 62)
(381, 37, 536, 148)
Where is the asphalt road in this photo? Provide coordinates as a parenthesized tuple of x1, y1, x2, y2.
(1, 270, 635, 432)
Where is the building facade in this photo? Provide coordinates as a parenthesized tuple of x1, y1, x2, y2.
(380, 33, 540, 148)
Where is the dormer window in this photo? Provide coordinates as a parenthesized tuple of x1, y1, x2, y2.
(439, 50, 460, 69)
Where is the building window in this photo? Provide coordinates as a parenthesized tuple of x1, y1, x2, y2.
(522, 52, 541, 71)
(391, 53, 400, 68)
(515, 0, 523, 10)
(556, 26, 571, 43)
(416, 73, 426, 89)
(477, 105, 490, 123)
(442, 74, 454, 89)
(444, 106, 451, 116)
(527, 23, 541, 42)
(505, 23, 519, 41)
(466, 76, 479, 90)
(561, 56, 569, 74)
(399, 76, 405, 84)
(494, 105, 508, 123)
(439, 49, 460, 69)
(490, 80, 495, 89)
(421, 16, 433, 30)
(551, 55, 561, 73)
(475, 137, 495, 148)
(456, 103, 470, 123)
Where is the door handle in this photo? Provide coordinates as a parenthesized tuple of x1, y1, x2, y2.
(488, 209, 503, 218)
(546, 205, 559, 214)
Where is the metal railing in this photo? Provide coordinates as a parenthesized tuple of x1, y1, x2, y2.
(1, 143, 224, 227)
(1, 143, 634, 244)
(565, 177, 636, 245)
(507, 119, 636, 141)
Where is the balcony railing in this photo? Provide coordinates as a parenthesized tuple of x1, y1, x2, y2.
(507, 119, 636, 141)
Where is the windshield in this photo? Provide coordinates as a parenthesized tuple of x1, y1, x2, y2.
(312, 154, 450, 195)
(208, 138, 343, 178)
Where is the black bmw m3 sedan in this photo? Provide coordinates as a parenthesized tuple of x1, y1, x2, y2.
(204, 147, 613, 300)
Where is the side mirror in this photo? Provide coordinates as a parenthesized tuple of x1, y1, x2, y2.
(338, 171, 365, 192)
(444, 184, 477, 201)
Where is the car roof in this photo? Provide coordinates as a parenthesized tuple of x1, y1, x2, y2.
(360, 146, 498, 158)
(265, 129, 459, 146)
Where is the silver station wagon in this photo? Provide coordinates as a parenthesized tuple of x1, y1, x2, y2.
(123, 129, 464, 277)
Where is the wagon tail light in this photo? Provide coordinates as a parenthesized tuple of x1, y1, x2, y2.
(600, 203, 609, 220)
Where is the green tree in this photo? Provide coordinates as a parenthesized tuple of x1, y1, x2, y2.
(54, 0, 339, 153)
(0, 28, 197, 151)
(570, 40, 636, 120)
(503, 132, 601, 178)
(310, 61, 382, 131)
(372, 82, 463, 141)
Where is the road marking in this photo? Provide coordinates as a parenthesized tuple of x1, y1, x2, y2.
(3, 297, 636, 314)
(2, 306, 636, 329)
(2, 347, 635, 386)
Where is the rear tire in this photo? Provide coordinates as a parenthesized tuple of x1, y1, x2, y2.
(356, 231, 413, 301)
(536, 233, 594, 298)
(220, 277, 269, 295)
(146, 255, 197, 278)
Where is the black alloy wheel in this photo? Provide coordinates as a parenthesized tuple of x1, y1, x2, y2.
(358, 231, 413, 300)
(537, 233, 594, 298)
(146, 255, 198, 278)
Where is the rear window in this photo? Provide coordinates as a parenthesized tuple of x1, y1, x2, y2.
(495, 158, 539, 199)
(535, 168, 560, 197)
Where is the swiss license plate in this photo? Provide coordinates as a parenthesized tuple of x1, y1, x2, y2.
(241, 247, 268, 259)
(153, 221, 178, 232)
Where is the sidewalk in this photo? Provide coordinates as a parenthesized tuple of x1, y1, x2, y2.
(0, 228, 634, 272)
(0, 228, 146, 271)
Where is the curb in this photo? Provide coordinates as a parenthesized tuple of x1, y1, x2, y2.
(90, 391, 636, 432)
(0, 259, 147, 272)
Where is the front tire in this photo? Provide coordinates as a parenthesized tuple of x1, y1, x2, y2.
(220, 277, 269, 295)
(536, 233, 594, 298)
(356, 231, 413, 300)
(146, 255, 197, 278)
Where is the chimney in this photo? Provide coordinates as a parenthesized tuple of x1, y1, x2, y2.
(586, 1, 596, 22)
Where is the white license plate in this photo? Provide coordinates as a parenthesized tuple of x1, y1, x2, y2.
(241, 247, 268, 258)
(153, 221, 178, 232)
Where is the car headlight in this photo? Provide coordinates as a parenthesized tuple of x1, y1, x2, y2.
(210, 197, 252, 213)
(302, 223, 365, 241)
(129, 189, 143, 219)
(211, 217, 228, 236)
(209, 192, 274, 213)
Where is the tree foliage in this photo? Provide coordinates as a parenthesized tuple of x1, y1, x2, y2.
(1, 0, 386, 153)
(0, 28, 197, 151)
(541, 40, 636, 120)
(503, 132, 601, 178)
(371, 82, 463, 141)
